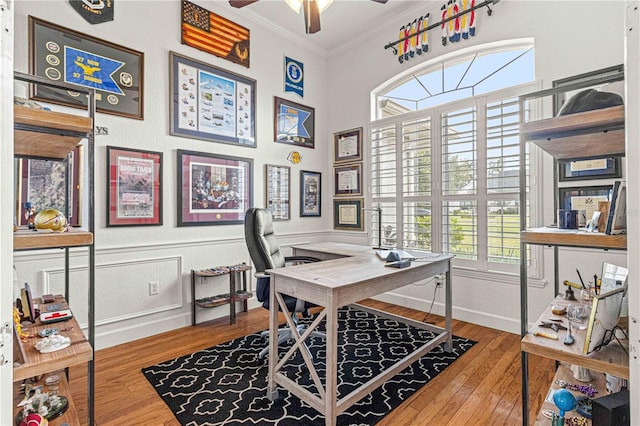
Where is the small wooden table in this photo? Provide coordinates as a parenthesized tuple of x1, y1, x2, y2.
(266, 243, 454, 426)
(191, 263, 252, 325)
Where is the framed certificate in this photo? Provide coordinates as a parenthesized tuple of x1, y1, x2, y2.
(333, 198, 363, 231)
(334, 163, 362, 196)
(333, 127, 362, 163)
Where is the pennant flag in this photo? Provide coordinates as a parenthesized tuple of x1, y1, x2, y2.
(284, 56, 304, 98)
(182, 0, 250, 68)
(69, 0, 114, 24)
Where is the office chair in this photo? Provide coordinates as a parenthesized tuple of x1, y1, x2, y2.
(244, 208, 325, 359)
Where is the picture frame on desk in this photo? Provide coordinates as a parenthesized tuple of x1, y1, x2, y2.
(177, 150, 252, 226)
(605, 180, 627, 235)
(584, 286, 625, 355)
(558, 157, 622, 182)
(16, 145, 82, 227)
(265, 164, 290, 221)
(107, 146, 163, 227)
(29, 16, 144, 120)
(558, 185, 611, 226)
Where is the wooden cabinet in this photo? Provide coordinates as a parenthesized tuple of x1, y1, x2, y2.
(518, 75, 628, 425)
(12, 72, 95, 425)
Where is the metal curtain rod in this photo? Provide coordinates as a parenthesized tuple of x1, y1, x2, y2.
(383, 0, 500, 52)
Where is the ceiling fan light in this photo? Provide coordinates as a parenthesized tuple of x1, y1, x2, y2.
(317, 0, 333, 13)
(285, 0, 302, 13)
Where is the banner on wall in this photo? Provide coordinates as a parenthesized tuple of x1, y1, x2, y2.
(69, 0, 114, 24)
(284, 56, 304, 98)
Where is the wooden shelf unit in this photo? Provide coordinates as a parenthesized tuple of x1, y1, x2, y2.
(518, 70, 627, 425)
(12, 72, 95, 425)
(13, 370, 80, 426)
(191, 264, 253, 325)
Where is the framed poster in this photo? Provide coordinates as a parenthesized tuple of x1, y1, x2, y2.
(265, 165, 291, 220)
(107, 146, 163, 227)
(274, 96, 315, 149)
(333, 128, 363, 163)
(170, 51, 256, 148)
(177, 150, 252, 226)
(333, 198, 364, 231)
(28, 16, 144, 120)
(334, 163, 362, 197)
(558, 157, 622, 182)
(559, 185, 611, 225)
(300, 170, 321, 217)
(16, 146, 82, 227)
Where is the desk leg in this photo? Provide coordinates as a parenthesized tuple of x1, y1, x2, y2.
(444, 260, 453, 352)
(267, 275, 279, 401)
(324, 304, 338, 426)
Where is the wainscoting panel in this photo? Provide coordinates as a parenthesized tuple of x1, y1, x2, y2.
(42, 255, 183, 329)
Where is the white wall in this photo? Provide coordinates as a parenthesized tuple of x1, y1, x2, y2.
(10, 1, 631, 347)
(12, 0, 333, 349)
(326, 1, 628, 333)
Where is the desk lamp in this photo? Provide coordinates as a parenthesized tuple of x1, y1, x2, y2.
(362, 206, 383, 249)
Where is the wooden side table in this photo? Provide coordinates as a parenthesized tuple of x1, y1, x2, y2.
(191, 263, 252, 325)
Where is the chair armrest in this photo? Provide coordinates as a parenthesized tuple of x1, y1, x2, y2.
(284, 256, 321, 264)
(255, 271, 270, 279)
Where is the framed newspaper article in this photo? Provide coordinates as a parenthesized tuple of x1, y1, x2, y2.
(107, 146, 163, 226)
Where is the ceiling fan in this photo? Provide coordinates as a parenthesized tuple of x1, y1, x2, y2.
(229, 0, 389, 34)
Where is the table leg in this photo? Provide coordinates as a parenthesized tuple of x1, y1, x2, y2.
(324, 304, 338, 426)
(267, 275, 279, 401)
(444, 260, 453, 352)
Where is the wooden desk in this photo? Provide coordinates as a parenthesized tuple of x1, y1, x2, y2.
(266, 242, 454, 426)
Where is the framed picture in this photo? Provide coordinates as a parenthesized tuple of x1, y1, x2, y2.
(334, 163, 362, 196)
(558, 185, 611, 225)
(300, 170, 321, 217)
(274, 96, 315, 149)
(584, 287, 625, 354)
(333, 128, 363, 163)
(333, 198, 364, 231)
(16, 145, 82, 227)
(170, 51, 256, 148)
(107, 146, 162, 227)
(265, 164, 291, 220)
(177, 150, 252, 226)
(29, 16, 144, 120)
(559, 157, 622, 182)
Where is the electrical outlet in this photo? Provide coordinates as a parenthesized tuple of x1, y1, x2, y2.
(149, 281, 159, 295)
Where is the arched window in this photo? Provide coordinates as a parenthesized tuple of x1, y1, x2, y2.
(370, 40, 535, 274)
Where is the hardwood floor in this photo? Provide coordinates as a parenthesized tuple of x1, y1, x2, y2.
(67, 300, 554, 425)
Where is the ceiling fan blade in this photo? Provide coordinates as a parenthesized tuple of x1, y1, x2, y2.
(229, 0, 260, 8)
(369, 0, 389, 3)
(303, 0, 321, 34)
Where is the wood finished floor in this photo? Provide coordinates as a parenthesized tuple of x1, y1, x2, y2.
(67, 300, 554, 425)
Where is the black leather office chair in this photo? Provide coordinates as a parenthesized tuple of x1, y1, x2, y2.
(244, 208, 325, 359)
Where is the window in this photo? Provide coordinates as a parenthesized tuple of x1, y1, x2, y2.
(371, 42, 534, 273)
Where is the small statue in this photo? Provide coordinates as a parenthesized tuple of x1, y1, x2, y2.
(23, 202, 36, 229)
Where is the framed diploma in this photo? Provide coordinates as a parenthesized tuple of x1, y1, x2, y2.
(333, 198, 363, 231)
(333, 127, 362, 163)
(107, 146, 162, 226)
(334, 163, 362, 196)
(558, 157, 622, 182)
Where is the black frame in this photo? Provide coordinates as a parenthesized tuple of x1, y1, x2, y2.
(274, 96, 315, 149)
(29, 16, 144, 120)
(300, 170, 321, 217)
(333, 198, 364, 231)
(558, 157, 622, 182)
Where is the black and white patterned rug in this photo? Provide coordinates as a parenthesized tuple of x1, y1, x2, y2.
(142, 307, 475, 426)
